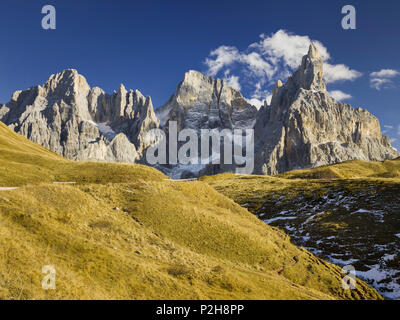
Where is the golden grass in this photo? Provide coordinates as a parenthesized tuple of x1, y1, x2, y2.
(201, 158, 400, 213)
(0, 121, 382, 299)
(277, 159, 400, 180)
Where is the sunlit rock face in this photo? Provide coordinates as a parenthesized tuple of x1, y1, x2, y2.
(156, 69, 258, 130)
(0, 47, 397, 177)
(254, 44, 398, 175)
(0, 69, 161, 163)
(155, 70, 258, 178)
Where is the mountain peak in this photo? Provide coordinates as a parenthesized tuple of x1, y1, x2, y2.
(43, 68, 90, 96)
(291, 43, 326, 92)
(307, 42, 320, 60)
(0, 68, 160, 164)
(181, 70, 215, 89)
(254, 45, 398, 175)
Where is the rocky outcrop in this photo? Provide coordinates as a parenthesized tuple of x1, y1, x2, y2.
(156, 70, 258, 130)
(0, 69, 161, 163)
(155, 70, 258, 177)
(254, 44, 399, 174)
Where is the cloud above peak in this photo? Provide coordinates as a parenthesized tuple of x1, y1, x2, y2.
(250, 30, 330, 69)
(370, 69, 399, 78)
(205, 46, 240, 78)
(327, 90, 352, 101)
(369, 69, 399, 90)
(203, 30, 361, 106)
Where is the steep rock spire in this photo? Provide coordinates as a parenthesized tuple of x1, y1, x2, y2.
(293, 42, 326, 92)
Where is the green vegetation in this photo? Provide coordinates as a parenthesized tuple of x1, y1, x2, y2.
(0, 122, 382, 299)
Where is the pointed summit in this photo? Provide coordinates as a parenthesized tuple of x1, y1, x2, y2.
(254, 44, 398, 175)
(291, 42, 326, 92)
(272, 80, 284, 97)
(288, 43, 326, 92)
(307, 42, 321, 60)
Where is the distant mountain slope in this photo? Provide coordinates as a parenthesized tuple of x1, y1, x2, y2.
(0, 121, 380, 299)
(202, 159, 400, 298)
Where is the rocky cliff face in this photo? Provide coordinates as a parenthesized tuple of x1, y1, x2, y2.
(0, 69, 161, 163)
(254, 44, 398, 174)
(156, 70, 258, 130)
(155, 70, 258, 177)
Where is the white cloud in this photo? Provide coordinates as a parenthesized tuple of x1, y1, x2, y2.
(398, 124, 400, 136)
(239, 52, 275, 78)
(324, 64, 362, 83)
(369, 69, 399, 90)
(249, 30, 361, 83)
(327, 90, 352, 101)
(223, 70, 241, 91)
(370, 78, 392, 90)
(204, 46, 240, 77)
(204, 30, 362, 104)
(247, 98, 264, 109)
(370, 69, 399, 78)
(382, 125, 395, 134)
(251, 30, 330, 69)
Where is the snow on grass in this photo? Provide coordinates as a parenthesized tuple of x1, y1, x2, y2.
(264, 216, 297, 224)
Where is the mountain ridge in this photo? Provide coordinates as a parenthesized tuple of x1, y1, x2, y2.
(0, 45, 398, 177)
(0, 69, 161, 164)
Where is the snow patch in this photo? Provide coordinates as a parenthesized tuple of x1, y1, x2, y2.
(87, 120, 117, 140)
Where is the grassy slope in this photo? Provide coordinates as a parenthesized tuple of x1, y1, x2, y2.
(0, 122, 381, 299)
(278, 159, 400, 180)
(201, 159, 400, 213)
(201, 160, 400, 298)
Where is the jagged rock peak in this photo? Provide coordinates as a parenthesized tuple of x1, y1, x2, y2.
(287, 43, 326, 93)
(183, 69, 211, 82)
(308, 42, 320, 59)
(183, 69, 221, 84)
(178, 69, 245, 100)
(156, 69, 257, 129)
(298, 43, 326, 92)
(254, 45, 398, 175)
(0, 69, 161, 164)
(272, 80, 284, 97)
(267, 44, 327, 115)
(43, 69, 90, 94)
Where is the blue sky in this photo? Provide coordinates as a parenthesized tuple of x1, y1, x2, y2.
(0, 0, 399, 149)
